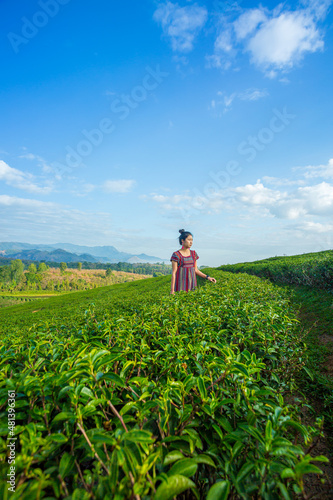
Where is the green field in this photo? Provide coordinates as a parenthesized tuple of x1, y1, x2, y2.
(0, 277, 161, 339)
(0, 267, 330, 499)
(0, 294, 59, 309)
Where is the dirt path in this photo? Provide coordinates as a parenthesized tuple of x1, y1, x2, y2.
(291, 290, 333, 499)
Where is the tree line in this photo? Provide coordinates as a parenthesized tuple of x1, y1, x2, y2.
(0, 257, 171, 275)
(0, 259, 172, 293)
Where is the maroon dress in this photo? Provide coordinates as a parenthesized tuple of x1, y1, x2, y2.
(170, 250, 199, 292)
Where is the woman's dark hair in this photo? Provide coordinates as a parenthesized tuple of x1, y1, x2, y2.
(178, 229, 193, 245)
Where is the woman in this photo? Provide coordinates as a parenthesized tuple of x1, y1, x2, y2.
(170, 229, 217, 294)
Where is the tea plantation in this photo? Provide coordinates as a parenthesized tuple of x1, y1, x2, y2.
(0, 270, 329, 499)
(218, 250, 333, 290)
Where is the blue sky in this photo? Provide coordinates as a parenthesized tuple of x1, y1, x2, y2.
(1, 0, 333, 265)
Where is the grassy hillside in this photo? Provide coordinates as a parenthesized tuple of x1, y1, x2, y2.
(218, 249, 333, 290)
(0, 270, 330, 499)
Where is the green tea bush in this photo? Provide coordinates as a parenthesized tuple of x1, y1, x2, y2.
(0, 272, 328, 499)
(218, 250, 333, 290)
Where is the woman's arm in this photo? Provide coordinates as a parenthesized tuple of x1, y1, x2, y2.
(195, 261, 217, 283)
(170, 261, 178, 294)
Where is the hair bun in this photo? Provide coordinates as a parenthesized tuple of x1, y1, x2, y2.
(179, 229, 185, 234)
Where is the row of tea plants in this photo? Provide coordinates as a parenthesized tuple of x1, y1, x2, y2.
(0, 271, 329, 499)
(218, 250, 333, 290)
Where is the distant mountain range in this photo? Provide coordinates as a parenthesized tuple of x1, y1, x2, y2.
(0, 242, 166, 264)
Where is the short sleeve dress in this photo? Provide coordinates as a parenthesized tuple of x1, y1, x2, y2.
(170, 250, 199, 292)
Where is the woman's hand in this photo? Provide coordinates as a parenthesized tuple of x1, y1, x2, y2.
(208, 276, 216, 283)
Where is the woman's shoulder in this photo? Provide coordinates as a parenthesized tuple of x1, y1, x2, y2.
(170, 250, 180, 261)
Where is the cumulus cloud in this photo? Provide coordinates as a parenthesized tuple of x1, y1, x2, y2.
(153, 1, 208, 52)
(234, 180, 284, 206)
(0, 160, 52, 194)
(295, 182, 333, 215)
(103, 179, 136, 193)
(247, 11, 323, 71)
(209, 2, 328, 74)
(234, 179, 333, 219)
(144, 157, 333, 225)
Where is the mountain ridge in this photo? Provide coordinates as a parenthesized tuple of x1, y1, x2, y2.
(0, 242, 165, 264)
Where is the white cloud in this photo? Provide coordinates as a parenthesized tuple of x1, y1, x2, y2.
(19, 152, 54, 174)
(0, 195, 115, 244)
(144, 158, 333, 225)
(301, 0, 333, 20)
(103, 179, 135, 193)
(153, 1, 207, 52)
(234, 180, 284, 206)
(234, 179, 333, 219)
(0, 194, 56, 208)
(71, 183, 96, 197)
(247, 11, 323, 71)
(0, 160, 52, 194)
(143, 190, 228, 216)
(290, 220, 333, 233)
(214, 28, 234, 52)
(295, 158, 333, 179)
(233, 8, 267, 40)
(262, 176, 305, 186)
(296, 182, 333, 215)
(238, 88, 269, 101)
(209, 3, 328, 75)
(209, 87, 268, 114)
(205, 53, 232, 70)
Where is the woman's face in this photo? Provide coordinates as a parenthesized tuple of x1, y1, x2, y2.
(182, 235, 193, 248)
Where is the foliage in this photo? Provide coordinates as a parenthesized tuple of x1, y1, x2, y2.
(60, 262, 67, 273)
(0, 278, 160, 338)
(0, 271, 328, 499)
(28, 264, 37, 274)
(0, 258, 172, 279)
(0, 265, 11, 284)
(38, 263, 49, 273)
(218, 250, 333, 290)
(10, 259, 24, 282)
(0, 266, 149, 295)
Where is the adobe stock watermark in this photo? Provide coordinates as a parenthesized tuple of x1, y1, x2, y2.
(7, 0, 72, 54)
(51, 65, 169, 177)
(7, 390, 16, 493)
(180, 107, 296, 220)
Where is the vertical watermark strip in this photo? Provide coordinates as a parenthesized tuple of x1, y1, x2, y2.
(7, 390, 16, 493)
